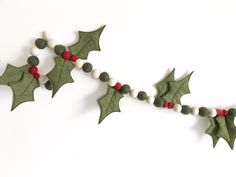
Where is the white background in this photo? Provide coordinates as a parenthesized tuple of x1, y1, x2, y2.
(1, 0, 236, 176)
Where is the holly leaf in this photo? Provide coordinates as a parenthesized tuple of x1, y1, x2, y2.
(97, 86, 124, 124)
(162, 72, 193, 104)
(0, 64, 29, 85)
(205, 117, 220, 148)
(68, 25, 105, 59)
(155, 69, 175, 97)
(216, 116, 236, 149)
(47, 56, 74, 97)
(9, 72, 39, 110)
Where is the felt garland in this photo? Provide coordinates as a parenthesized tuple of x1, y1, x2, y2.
(0, 26, 236, 149)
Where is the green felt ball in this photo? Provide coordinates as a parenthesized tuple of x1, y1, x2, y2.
(120, 84, 130, 94)
(27, 56, 39, 66)
(199, 107, 210, 117)
(45, 80, 52, 90)
(154, 97, 164, 107)
(99, 72, 110, 82)
(82, 63, 93, 73)
(228, 108, 236, 117)
(181, 105, 191, 115)
(54, 45, 66, 55)
(137, 91, 147, 101)
(35, 38, 47, 49)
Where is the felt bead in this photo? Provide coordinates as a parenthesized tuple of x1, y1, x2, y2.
(223, 109, 228, 116)
(75, 59, 84, 69)
(27, 56, 39, 66)
(82, 63, 93, 73)
(216, 109, 223, 116)
(35, 38, 47, 49)
(55, 45, 66, 55)
(47, 39, 57, 49)
(130, 89, 138, 98)
(91, 69, 101, 79)
(62, 51, 71, 60)
(228, 108, 236, 117)
(38, 75, 49, 85)
(199, 107, 210, 117)
(45, 80, 52, 90)
(137, 91, 147, 101)
(70, 55, 77, 62)
(120, 84, 130, 94)
(114, 82, 122, 90)
(108, 78, 117, 87)
(181, 105, 191, 115)
(209, 108, 217, 118)
(192, 107, 199, 116)
(168, 102, 174, 109)
(154, 97, 164, 107)
(30, 47, 40, 56)
(29, 66, 38, 74)
(99, 72, 110, 82)
(163, 101, 169, 108)
(174, 104, 182, 113)
(33, 73, 40, 80)
(146, 96, 155, 104)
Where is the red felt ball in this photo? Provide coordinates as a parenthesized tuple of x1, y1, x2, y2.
(62, 51, 71, 60)
(70, 55, 78, 62)
(114, 82, 122, 90)
(29, 66, 38, 74)
(216, 109, 223, 116)
(164, 100, 169, 108)
(33, 73, 40, 80)
(168, 102, 174, 109)
(223, 109, 228, 116)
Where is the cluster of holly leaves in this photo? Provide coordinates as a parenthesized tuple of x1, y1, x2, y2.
(0, 26, 235, 149)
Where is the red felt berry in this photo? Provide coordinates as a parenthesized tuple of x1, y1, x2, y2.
(216, 109, 223, 116)
(62, 51, 71, 60)
(223, 109, 228, 116)
(33, 73, 40, 80)
(29, 66, 38, 74)
(70, 55, 78, 62)
(164, 100, 169, 108)
(168, 102, 174, 109)
(114, 82, 122, 90)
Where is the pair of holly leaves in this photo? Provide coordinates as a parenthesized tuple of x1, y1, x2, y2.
(0, 26, 105, 111)
(155, 69, 236, 149)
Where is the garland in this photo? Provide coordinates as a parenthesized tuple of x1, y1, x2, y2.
(0, 25, 236, 149)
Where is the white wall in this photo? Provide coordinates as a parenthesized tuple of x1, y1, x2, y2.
(0, 0, 236, 176)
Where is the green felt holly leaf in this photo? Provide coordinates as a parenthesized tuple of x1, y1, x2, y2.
(155, 69, 175, 97)
(205, 117, 220, 148)
(97, 86, 124, 124)
(68, 25, 105, 59)
(47, 56, 74, 97)
(216, 116, 236, 149)
(9, 72, 39, 110)
(162, 72, 193, 104)
(0, 64, 29, 85)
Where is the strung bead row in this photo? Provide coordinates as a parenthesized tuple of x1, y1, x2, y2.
(28, 36, 53, 88)
(74, 58, 236, 119)
(172, 104, 236, 118)
(28, 38, 47, 81)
